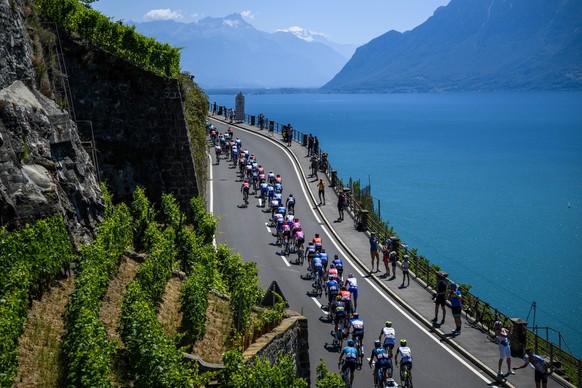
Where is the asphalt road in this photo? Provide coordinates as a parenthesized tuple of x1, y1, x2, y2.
(209, 118, 493, 387)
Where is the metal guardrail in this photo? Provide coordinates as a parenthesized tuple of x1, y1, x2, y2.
(210, 107, 581, 387)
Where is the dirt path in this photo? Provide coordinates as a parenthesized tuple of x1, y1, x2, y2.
(14, 276, 74, 387)
(158, 276, 184, 340)
(99, 256, 141, 343)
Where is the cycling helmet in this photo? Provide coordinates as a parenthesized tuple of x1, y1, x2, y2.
(289, 194, 293, 197)
(294, 217, 299, 222)
(347, 339, 355, 346)
(334, 254, 339, 258)
(348, 273, 354, 278)
(315, 233, 320, 237)
(386, 321, 392, 327)
(374, 340, 381, 348)
(297, 227, 302, 231)
(269, 171, 273, 174)
(321, 248, 326, 253)
(352, 312, 359, 318)
(494, 320, 502, 328)
(400, 339, 407, 346)
(336, 295, 342, 301)
(330, 263, 335, 268)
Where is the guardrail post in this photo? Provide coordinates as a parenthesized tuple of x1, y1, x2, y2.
(250, 115, 255, 126)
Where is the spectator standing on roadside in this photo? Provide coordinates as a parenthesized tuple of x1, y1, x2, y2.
(449, 283, 462, 335)
(311, 156, 318, 178)
(514, 348, 552, 388)
(337, 191, 346, 221)
(369, 232, 380, 273)
(495, 321, 514, 376)
(317, 179, 326, 205)
(314, 136, 319, 155)
(287, 124, 293, 146)
(381, 239, 391, 277)
(212, 101, 217, 115)
(390, 251, 397, 279)
(400, 255, 410, 287)
(432, 273, 448, 325)
(307, 134, 314, 156)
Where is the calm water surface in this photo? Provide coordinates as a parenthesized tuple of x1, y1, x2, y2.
(210, 92, 582, 356)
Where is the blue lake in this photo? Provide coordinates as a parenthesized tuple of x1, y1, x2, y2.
(209, 92, 582, 356)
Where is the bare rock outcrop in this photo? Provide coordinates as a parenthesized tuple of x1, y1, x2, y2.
(0, 80, 103, 244)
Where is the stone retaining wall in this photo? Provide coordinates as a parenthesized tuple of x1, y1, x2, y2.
(243, 311, 310, 384)
(59, 33, 199, 208)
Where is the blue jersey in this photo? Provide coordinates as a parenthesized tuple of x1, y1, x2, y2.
(312, 256, 323, 269)
(342, 346, 358, 362)
(320, 251, 329, 264)
(372, 348, 391, 366)
(326, 279, 339, 294)
(332, 258, 343, 269)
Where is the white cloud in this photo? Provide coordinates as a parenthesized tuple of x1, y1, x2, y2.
(241, 10, 255, 20)
(143, 9, 183, 21)
(223, 19, 239, 28)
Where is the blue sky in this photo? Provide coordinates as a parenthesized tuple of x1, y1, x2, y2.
(91, 0, 451, 45)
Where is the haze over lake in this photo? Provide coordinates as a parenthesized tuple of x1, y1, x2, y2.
(210, 91, 582, 356)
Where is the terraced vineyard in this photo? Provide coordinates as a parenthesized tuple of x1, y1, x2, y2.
(0, 187, 306, 387)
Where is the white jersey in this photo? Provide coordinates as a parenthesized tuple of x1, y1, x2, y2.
(382, 327, 395, 339)
(346, 277, 358, 288)
(398, 346, 412, 362)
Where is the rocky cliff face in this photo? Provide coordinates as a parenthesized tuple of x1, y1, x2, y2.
(0, 0, 103, 243)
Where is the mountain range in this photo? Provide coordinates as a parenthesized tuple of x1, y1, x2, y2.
(132, 14, 353, 89)
(322, 0, 582, 92)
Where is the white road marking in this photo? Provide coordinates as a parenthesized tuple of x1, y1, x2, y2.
(265, 222, 271, 233)
(311, 297, 328, 314)
(280, 255, 291, 267)
(208, 152, 216, 248)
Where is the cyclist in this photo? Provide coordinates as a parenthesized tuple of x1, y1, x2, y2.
(251, 169, 259, 190)
(235, 137, 242, 148)
(286, 194, 296, 214)
(320, 248, 329, 271)
(259, 181, 269, 203)
(339, 339, 359, 386)
(267, 171, 276, 184)
(348, 312, 365, 361)
(294, 227, 305, 252)
(379, 321, 396, 358)
(312, 233, 323, 252)
(340, 285, 352, 317)
(214, 144, 221, 162)
(305, 241, 317, 268)
(333, 295, 348, 339)
(274, 180, 283, 194)
(345, 273, 359, 311)
(326, 275, 340, 309)
(394, 339, 413, 382)
(327, 263, 339, 281)
(281, 222, 292, 251)
(275, 174, 282, 184)
(332, 254, 344, 281)
(240, 179, 250, 205)
(312, 253, 324, 283)
(291, 217, 301, 236)
(369, 339, 393, 383)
